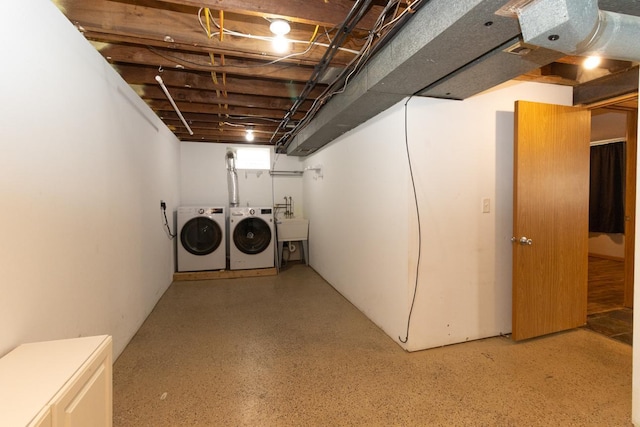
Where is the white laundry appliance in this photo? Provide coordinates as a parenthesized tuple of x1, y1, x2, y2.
(177, 206, 226, 272)
(229, 207, 275, 270)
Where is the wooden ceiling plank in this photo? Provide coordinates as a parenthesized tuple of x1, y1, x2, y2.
(168, 127, 278, 138)
(149, 101, 306, 119)
(60, 1, 359, 66)
(173, 125, 274, 135)
(83, 31, 328, 67)
(161, 117, 280, 130)
(115, 64, 326, 99)
(154, 0, 384, 29)
(100, 44, 316, 82)
(139, 86, 314, 111)
(53, 0, 396, 146)
(158, 108, 305, 122)
(172, 132, 273, 143)
(85, 26, 356, 67)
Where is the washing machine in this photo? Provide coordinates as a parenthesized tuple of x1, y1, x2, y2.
(229, 207, 275, 270)
(177, 206, 226, 272)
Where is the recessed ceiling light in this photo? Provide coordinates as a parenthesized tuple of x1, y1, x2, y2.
(583, 55, 602, 70)
(269, 19, 290, 36)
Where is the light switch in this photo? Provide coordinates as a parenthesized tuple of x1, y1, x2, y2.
(482, 198, 490, 213)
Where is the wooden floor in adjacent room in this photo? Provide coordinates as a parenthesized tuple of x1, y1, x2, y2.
(588, 256, 625, 315)
(586, 256, 632, 345)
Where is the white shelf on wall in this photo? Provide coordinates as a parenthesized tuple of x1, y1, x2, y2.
(269, 170, 304, 176)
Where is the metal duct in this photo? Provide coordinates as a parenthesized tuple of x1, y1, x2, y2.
(516, 0, 640, 62)
(226, 150, 239, 207)
(284, 0, 640, 157)
(286, 0, 525, 155)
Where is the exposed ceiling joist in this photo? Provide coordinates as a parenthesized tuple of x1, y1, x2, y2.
(153, 0, 385, 28)
(53, 0, 638, 150)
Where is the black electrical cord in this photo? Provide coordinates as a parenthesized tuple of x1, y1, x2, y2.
(399, 95, 421, 344)
(270, 0, 374, 146)
(162, 205, 176, 240)
(277, 0, 427, 152)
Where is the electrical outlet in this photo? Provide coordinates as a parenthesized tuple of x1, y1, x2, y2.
(160, 200, 166, 210)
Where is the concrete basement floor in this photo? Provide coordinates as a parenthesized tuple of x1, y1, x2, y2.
(113, 264, 632, 426)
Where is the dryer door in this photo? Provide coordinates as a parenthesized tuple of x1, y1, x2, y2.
(180, 217, 223, 255)
(233, 217, 272, 254)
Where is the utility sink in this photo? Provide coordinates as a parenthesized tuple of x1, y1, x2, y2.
(276, 218, 309, 241)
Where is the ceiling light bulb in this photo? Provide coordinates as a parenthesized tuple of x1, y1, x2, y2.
(583, 55, 602, 70)
(269, 19, 290, 36)
(245, 129, 254, 142)
(272, 35, 291, 54)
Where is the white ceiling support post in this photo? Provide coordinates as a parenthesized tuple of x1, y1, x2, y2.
(516, 0, 640, 62)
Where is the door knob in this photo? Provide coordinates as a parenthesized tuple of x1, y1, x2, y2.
(511, 236, 533, 245)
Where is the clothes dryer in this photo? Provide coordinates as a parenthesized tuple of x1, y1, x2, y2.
(177, 207, 225, 272)
(229, 207, 275, 270)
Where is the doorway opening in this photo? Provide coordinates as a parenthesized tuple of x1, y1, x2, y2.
(586, 95, 638, 345)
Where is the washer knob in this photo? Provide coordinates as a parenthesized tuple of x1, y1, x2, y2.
(249, 208, 255, 215)
(198, 208, 205, 214)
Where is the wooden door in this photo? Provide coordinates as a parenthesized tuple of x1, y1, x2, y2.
(512, 100, 591, 341)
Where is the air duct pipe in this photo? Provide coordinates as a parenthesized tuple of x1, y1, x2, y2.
(515, 0, 640, 62)
(226, 150, 239, 207)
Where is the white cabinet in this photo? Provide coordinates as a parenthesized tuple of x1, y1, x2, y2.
(0, 335, 112, 427)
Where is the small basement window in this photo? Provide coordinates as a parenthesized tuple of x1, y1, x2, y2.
(235, 147, 271, 170)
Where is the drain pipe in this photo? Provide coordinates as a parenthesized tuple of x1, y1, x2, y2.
(515, 0, 640, 62)
(226, 150, 239, 207)
(155, 75, 194, 135)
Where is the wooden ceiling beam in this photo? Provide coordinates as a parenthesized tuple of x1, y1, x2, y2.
(574, 66, 640, 106)
(99, 44, 316, 82)
(83, 31, 325, 67)
(514, 69, 576, 87)
(167, 127, 278, 138)
(115, 64, 326, 99)
(154, 0, 384, 29)
(60, 1, 359, 66)
(148, 100, 301, 117)
(156, 109, 302, 123)
(157, 109, 304, 123)
(161, 118, 280, 131)
(555, 55, 633, 73)
(139, 86, 314, 111)
(172, 132, 273, 144)
(83, 31, 358, 68)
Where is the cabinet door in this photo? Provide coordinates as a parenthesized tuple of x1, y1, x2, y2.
(52, 338, 112, 427)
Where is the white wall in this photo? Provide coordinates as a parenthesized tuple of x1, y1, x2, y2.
(302, 104, 411, 343)
(632, 73, 640, 426)
(303, 81, 573, 351)
(180, 142, 304, 213)
(180, 143, 306, 261)
(404, 82, 573, 350)
(589, 233, 625, 258)
(0, 1, 180, 358)
(591, 111, 627, 142)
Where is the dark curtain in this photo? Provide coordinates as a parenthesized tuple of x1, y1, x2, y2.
(589, 141, 625, 233)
